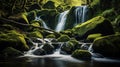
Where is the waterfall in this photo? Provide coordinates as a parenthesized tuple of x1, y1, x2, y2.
(55, 10, 69, 32)
(35, 16, 49, 29)
(75, 6, 88, 25)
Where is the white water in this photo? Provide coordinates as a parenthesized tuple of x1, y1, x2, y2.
(55, 10, 69, 32)
(75, 6, 88, 25)
(35, 16, 49, 29)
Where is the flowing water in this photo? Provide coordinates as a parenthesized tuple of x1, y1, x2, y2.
(0, 38, 120, 67)
(55, 10, 69, 32)
(35, 16, 49, 29)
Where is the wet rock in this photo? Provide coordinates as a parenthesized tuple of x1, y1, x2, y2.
(72, 49, 91, 60)
(61, 42, 74, 54)
(33, 48, 46, 55)
(42, 43, 54, 54)
(72, 16, 115, 40)
(92, 34, 120, 58)
(57, 34, 70, 42)
(46, 34, 56, 38)
(2, 47, 23, 58)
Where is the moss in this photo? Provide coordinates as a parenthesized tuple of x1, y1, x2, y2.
(72, 16, 114, 39)
(72, 49, 91, 60)
(27, 31, 43, 38)
(57, 34, 70, 42)
(93, 34, 120, 57)
(61, 42, 74, 54)
(21, 13, 29, 24)
(0, 30, 29, 51)
(46, 34, 56, 38)
(87, 33, 102, 42)
(101, 8, 116, 21)
(26, 10, 36, 22)
(2, 47, 23, 58)
(60, 29, 73, 37)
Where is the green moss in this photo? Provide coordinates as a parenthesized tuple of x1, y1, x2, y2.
(27, 31, 43, 38)
(61, 42, 74, 54)
(72, 16, 114, 39)
(101, 8, 116, 21)
(87, 33, 102, 42)
(26, 10, 36, 22)
(22, 13, 29, 24)
(46, 34, 56, 38)
(57, 34, 70, 42)
(93, 34, 120, 57)
(72, 49, 91, 60)
(0, 30, 29, 51)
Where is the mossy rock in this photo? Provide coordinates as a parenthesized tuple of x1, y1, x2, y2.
(72, 49, 91, 60)
(29, 3, 42, 11)
(72, 16, 115, 40)
(60, 29, 73, 37)
(46, 34, 56, 38)
(24, 10, 36, 23)
(33, 48, 46, 55)
(42, 1, 56, 9)
(86, 33, 102, 42)
(2, 47, 23, 58)
(0, 30, 29, 51)
(61, 42, 74, 54)
(93, 34, 120, 57)
(57, 34, 70, 42)
(101, 8, 116, 21)
(114, 15, 120, 32)
(27, 31, 43, 39)
(42, 43, 54, 54)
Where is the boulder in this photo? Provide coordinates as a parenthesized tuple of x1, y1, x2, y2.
(72, 49, 91, 60)
(42, 43, 54, 54)
(27, 31, 43, 39)
(2, 47, 23, 58)
(29, 4, 42, 11)
(72, 16, 115, 40)
(61, 42, 74, 54)
(92, 34, 120, 57)
(0, 30, 29, 51)
(33, 48, 46, 55)
(86, 33, 102, 42)
(46, 34, 56, 38)
(57, 34, 70, 42)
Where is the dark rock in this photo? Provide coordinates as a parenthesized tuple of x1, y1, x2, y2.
(72, 49, 91, 60)
(42, 1, 56, 9)
(2, 47, 23, 58)
(42, 43, 54, 54)
(92, 34, 120, 58)
(57, 34, 70, 42)
(33, 48, 46, 55)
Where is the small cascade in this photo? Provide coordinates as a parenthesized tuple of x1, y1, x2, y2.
(55, 10, 69, 32)
(35, 16, 49, 29)
(75, 6, 88, 25)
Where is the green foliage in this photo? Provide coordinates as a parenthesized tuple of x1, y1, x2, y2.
(57, 34, 70, 42)
(72, 49, 91, 60)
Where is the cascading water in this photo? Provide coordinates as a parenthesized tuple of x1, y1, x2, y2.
(35, 16, 49, 29)
(75, 6, 88, 25)
(55, 10, 69, 32)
